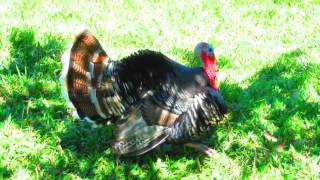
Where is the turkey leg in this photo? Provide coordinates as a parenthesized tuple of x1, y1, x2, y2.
(185, 143, 216, 156)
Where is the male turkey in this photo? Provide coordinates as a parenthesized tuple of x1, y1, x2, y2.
(111, 43, 228, 156)
(60, 30, 228, 156)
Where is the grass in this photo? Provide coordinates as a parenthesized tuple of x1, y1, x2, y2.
(0, 0, 319, 179)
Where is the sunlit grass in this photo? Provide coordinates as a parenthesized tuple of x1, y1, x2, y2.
(0, 0, 319, 179)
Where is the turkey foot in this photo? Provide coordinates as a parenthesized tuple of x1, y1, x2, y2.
(184, 143, 216, 156)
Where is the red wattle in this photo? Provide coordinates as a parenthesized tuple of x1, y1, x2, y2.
(201, 53, 219, 91)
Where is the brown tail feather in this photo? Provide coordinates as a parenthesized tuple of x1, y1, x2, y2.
(60, 29, 111, 124)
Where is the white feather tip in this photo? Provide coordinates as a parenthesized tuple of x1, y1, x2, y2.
(59, 45, 79, 119)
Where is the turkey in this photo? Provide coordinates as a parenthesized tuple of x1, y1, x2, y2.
(111, 43, 228, 156)
(60, 29, 228, 156)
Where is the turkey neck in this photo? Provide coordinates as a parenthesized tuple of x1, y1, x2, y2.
(201, 53, 218, 91)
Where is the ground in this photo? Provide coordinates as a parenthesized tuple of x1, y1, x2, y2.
(0, 0, 319, 179)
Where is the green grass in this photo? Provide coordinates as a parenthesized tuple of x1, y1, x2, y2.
(0, 0, 319, 179)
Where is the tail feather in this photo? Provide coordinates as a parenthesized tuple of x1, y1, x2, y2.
(60, 29, 111, 124)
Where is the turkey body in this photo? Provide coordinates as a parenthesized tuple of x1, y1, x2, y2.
(111, 64, 228, 156)
(60, 30, 228, 156)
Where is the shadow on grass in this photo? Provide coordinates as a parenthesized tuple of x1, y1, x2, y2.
(6, 28, 64, 77)
(0, 166, 13, 179)
(0, 28, 67, 121)
(219, 49, 320, 175)
(222, 49, 319, 149)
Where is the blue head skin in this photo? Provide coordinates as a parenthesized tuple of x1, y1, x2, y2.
(194, 42, 215, 60)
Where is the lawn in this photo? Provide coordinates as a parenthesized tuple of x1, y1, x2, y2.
(0, 0, 320, 179)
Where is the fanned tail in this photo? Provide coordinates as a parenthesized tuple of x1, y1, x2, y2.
(60, 28, 111, 124)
